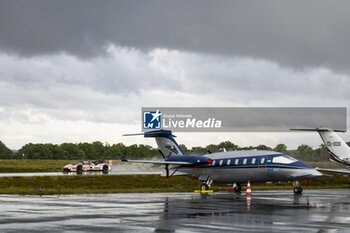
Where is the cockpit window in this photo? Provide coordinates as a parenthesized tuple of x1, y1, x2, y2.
(272, 155, 297, 164)
(285, 155, 297, 162)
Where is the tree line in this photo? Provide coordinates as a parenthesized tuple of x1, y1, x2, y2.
(0, 140, 349, 161)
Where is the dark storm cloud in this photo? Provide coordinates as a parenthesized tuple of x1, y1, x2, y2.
(1, 0, 350, 70)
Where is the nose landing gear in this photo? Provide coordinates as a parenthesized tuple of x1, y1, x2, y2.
(233, 183, 242, 193)
(293, 181, 303, 194)
(200, 177, 213, 190)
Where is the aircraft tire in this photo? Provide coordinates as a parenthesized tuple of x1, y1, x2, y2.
(293, 187, 302, 194)
(234, 184, 242, 193)
(200, 184, 209, 191)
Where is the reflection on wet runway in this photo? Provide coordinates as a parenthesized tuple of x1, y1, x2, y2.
(0, 189, 349, 232)
(0, 171, 161, 177)
(0, 163, 162, 177)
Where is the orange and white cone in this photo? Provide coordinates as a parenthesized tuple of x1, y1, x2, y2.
(246, 180, 252, 196)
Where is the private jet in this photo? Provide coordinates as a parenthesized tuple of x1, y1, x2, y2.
(120, 130, 324, 193)
(291, 128, 350, 174)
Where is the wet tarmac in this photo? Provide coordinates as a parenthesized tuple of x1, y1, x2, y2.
(0, 189, 349, 232)
(0, 171, 161, 177)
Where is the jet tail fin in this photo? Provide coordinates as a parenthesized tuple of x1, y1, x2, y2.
(123, 130, 184, 157)
(291, 128, 350, 166)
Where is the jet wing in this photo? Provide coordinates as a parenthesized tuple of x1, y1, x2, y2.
(316, 167, 350, 174)
(122, 160, 192, 165)
(118, 154, 192, 165)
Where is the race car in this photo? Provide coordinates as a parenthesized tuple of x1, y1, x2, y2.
(62, 160, 111, 174)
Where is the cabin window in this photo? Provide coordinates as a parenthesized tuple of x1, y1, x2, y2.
(272, 155, 297, 164)
(227, 159, 231, 165)
(252, 158, 256, 164)
(243, 158, 247, 165)
(260, 157, 265, 164)
(235, 159, 239, 165)
(219, 160, 223, 166)
(212, 160, 216, 166)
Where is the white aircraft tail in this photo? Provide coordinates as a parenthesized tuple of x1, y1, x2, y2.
(124, 130, 184, 158)
(291, 128, 350, 166)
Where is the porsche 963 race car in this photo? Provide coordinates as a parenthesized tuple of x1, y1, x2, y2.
(62, 160, 111, 174)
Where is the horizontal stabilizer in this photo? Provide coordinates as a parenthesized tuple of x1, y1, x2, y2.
(123, 130, 177, 137)
(123, 133, 145, 136)
(290, 128, 346, 132)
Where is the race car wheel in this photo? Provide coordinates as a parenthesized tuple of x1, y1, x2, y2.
(77, 165, 83, 174)
(102, 165, 109, 174)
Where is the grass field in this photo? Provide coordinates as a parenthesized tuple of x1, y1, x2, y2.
(0, 174, 348, 195)
(0, 160, 74, 173)
(0, 175, 201, 195)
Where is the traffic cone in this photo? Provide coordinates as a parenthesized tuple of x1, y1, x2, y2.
(246, 180, 252, 196)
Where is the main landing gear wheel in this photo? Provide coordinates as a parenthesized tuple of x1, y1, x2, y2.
(233, 183, 242, 193)
(293, 181, 303, 194)
(293, 187, 303, 194)
(200, 184, 209, 191)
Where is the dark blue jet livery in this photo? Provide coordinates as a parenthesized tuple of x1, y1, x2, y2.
(121, 130, 324, 193)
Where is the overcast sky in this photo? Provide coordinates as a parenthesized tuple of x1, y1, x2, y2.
(0, 0, 349, 150)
